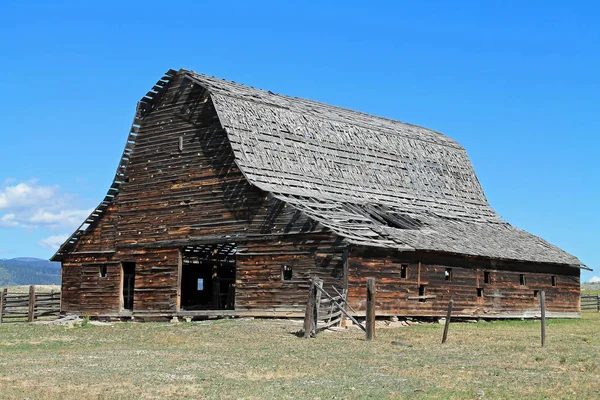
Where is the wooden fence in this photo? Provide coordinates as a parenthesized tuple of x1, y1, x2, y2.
(302, 278, 354, 337)
(0, 286, 61, 323)
(581, 294, 600, 312)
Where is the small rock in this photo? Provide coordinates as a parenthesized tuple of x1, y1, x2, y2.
(391, 340, 412, 347)
(89, 321, 113, 326)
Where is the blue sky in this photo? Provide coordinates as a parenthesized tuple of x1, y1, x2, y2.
(0, 1, 598, 281)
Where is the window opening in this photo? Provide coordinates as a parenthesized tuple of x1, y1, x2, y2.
(520, 274, 526, 286)
(197, 278, 204, 291)
(484, 271, 491, 284)
(99, 265, 108, 278)
(282, 265, 293, 281)
(551, 276, 557, 287)
(533, 290, 539, 298)
(477, 288, 484, 298)
(400, 264, 408, 279)
(418, 285, 427, 303)
(444, 268, 452, 281)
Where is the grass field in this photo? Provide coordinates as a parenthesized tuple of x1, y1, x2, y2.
(1, 313, 599, 399)
(0, 285, 61, 293)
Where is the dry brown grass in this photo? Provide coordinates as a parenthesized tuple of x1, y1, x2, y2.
(0, 285, 60, 293)
(0, 313, 599, 399)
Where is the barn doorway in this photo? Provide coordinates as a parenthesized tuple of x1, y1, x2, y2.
(122, 262, 135, 311)
(180, 243, 236, 310)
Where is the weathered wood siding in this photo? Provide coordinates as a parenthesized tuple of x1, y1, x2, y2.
(115, 74, 264, 244)
(59, 74, 335, 315)
(124, 249, 180, 312)
(347, 249, 580, 317)
(236, 233, 345, 312)
(60, 255, 119, 314)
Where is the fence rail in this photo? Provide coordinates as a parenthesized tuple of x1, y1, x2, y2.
(581, 294, 600, 312)
(0, 286, 61, 323)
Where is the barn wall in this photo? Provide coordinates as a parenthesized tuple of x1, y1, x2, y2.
(114, 74, 265, 245)
(60, 254, 120, 314)
(69, 204, 118, 253)
(126, 248, 180, 312)
(347, 249, 580, 317)
(236, 232, 346, 312)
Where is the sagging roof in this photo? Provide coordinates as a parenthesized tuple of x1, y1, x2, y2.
(53, 68, 585, 268)
(184, 70, 583, 267)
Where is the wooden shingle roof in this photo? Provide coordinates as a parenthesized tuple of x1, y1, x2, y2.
(185, 69, 583, 267)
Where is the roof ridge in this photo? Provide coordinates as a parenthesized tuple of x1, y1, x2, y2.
(182, 69, 460, 148)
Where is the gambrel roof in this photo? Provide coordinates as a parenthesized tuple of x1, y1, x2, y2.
(54, 68, 585, 268)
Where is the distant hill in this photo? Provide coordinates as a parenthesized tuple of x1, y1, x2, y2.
(581, 282, 600, 294)
(0, 258, 61, 286)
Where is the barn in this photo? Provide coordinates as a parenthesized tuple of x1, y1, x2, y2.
(52, 68, 587, 319)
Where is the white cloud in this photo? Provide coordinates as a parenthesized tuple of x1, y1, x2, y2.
(0, 180, 92, 231)
(29, 209, 91, 226)
(37, 234, 69, 250)
(0, 213, 19, 228)
(0, 181, 57, 210)
(589, 276, 600, 283)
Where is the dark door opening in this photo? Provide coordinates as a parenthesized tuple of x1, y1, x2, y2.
(122, 262, 135, 311)
(181, 243, 236, 310)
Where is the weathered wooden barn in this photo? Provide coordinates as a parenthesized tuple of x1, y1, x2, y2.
(52, 68, 587, 319)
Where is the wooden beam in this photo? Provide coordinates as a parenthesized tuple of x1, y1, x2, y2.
(366, 278, 376, 341)
(540, 290, 546, 347)
(28, 285, 36, 323)
(314, 283, 366, 332)
(303, 278, 317, 338)
(176, 250, 182, 312)
(0, 288, 5, 324)
(314, 279, 323, 332)
(331, 286, 356, 313)
(441, 299, 453, 344)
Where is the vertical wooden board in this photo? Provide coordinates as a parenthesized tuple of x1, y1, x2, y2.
(366, 278, 376, 341)
(28, 285, 35, 322)
(540, 291, 546, 347)
(176, 250, 183, 311)
(0, 288, 5, 324)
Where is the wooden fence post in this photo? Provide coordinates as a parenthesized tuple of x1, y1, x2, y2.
(28, 285, 36, 323)
(441, 299, 454, 344)
(366, 278, 376, 341)
(314, 278, 323, 331)
(0, 288, 5, 324)
(303, 278, 317, 338)
(540, 290, 546, 347)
